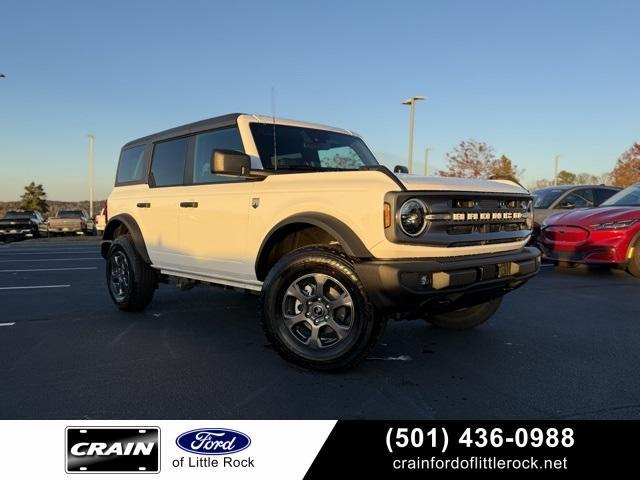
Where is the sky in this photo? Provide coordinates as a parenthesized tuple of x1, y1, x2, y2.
(1, 0, 639, 201)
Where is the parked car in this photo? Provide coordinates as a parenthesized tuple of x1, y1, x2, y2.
(95, 207, 107, 234)
(0, 210, 45, 241)
(102, 113, 540, 371)
(47, 209, 96, 236)
(532, 185, 621, 238)
(539, 183, 640, 276)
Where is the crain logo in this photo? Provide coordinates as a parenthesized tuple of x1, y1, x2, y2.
(176, 428, 251, 455)
(66, 427, 160, 473)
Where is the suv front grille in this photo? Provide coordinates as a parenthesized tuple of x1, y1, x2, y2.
(386, 191, 533, 247)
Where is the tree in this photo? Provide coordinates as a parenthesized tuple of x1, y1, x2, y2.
(437, 140, 497, 178)
(575, 172, 600, 185)
(611, 143, 640, 187)
(556, 170, 577, 185)
(19, 182, 48, 213)
(490, 155, 523, 181)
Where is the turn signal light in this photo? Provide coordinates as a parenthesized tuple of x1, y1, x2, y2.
(384, 203, 391, 228)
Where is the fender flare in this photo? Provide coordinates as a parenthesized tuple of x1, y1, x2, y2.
(255, 212, 372, 279)
(101, 213, 151, 264)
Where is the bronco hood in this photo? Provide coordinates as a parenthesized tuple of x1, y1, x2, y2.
(545, 206, 640, 226)
(395, 174, 528, 195)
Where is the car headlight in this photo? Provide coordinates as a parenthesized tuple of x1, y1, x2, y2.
(399, 198, 428, 237)
(591, 219, 637, 230)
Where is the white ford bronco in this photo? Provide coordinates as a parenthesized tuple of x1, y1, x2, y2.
(102, 113, 541, 371)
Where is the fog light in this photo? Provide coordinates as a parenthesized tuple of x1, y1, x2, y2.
(419, 274, 430, 287)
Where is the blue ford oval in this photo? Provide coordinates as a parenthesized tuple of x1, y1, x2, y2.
(176, 428, 251, 455)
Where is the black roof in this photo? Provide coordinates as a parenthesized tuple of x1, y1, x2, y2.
(122, 113, 243, 149)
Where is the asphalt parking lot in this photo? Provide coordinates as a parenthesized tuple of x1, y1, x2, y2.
(0, 237, 639, 420)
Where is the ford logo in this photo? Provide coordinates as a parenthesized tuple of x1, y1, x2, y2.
(176, 428, 251, 455)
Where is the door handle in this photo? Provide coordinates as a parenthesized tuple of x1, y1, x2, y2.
(136, 202, 151, 208)
(180, 201, 199, 208)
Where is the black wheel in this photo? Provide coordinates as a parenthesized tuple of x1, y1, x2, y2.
(426, 297, 502, 330)
(106, 234, 156, 311)
(627, 239, 640, 278)
(260, 246, 385, 372)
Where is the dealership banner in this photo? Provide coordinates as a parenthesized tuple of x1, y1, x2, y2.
(0, 420, 636, 478)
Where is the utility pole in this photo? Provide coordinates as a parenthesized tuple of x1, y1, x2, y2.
(423, 147, 432, 176)
(88, 134, 95, 218)
(554, 154, 562, 186)
(401, 96, 425, 174)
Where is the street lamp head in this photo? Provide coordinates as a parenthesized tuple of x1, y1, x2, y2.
(402, 96, 425, 105)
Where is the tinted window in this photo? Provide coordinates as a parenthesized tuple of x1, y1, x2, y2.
(193, 128, 245, 184)
(602, 184, 640, 206)
(595, 188, 619, 205)
(57, 210, 84, 218)
(560, 189, 594, 208)
(150, 137, 188, 187)
(532, 188, 566, 208)
(250, 123, 378, 170)
(116, 145, 146, 184)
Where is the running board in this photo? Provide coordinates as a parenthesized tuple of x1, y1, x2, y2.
(159, 269, 263, 292)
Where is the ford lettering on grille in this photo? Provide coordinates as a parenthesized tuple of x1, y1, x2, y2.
(176, 428, 251, 455)
(452, 211, 525, 221)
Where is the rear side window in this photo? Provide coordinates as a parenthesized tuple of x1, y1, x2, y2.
(150, 137, 188, 187)
(193, 128, 244, 184)
(116, 145, 146, 184)
(595, 188, 618, 205)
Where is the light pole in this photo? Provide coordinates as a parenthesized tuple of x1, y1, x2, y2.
(402, 96, 425, 174)
(423, 147, 432, 176)
(88, 134, 95, 218)
(554, 154, 562, 186)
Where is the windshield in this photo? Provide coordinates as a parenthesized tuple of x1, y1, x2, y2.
(532, 188, 566, 208)
(57, 210, 83, 218)
(5, 211, 33, 219)
(250, 123, 379, 171)
(601, 184, 640, 207)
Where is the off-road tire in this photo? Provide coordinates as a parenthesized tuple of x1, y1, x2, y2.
(426, 297, 503, 330)
(106, 234, 156, 311)
(260, 246, 385, 372)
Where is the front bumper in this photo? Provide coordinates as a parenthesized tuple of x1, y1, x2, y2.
(355, 246, 541, 311)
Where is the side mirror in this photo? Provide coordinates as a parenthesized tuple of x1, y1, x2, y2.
(211, 150, 251, 176)
(393, 165, 409, 174)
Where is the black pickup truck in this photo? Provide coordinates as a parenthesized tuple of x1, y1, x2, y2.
(0, 210, 45, 241)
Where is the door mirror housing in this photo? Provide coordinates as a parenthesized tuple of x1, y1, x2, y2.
(394, 165, 409, 174)
(211, 150, 251, 176)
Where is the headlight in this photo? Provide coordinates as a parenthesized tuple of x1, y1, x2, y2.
(399, 198, 427, 236)
(591, 219, 637, 230)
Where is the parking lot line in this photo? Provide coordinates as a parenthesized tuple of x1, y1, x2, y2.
(0, 258, 101, 262)
(0, 322, 16, 327)
(0, 285, 71, 290)
(0, 267, 98, 273)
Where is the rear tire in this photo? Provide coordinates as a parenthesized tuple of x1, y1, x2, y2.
(106, 234, 156, 311)
(260, 246, 385, 372)
(426, 297, 502, 330)
(627, 240, 640, 278)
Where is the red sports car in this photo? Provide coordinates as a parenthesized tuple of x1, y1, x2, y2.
(539, 183, 640, 277)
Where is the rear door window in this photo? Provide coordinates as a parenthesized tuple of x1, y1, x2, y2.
(116, 145, 146, 184)
(150, 137, 189, 187)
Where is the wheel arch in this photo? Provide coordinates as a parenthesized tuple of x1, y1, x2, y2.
(101, 213, 151, 264)
(255, 213, 372, 281)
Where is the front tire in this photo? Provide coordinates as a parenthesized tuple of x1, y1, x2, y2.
(426, 297, 502, 330)
(106, 234, 156, 311)
(260, 246, 385, 372)
(627, 239, 640, 278)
